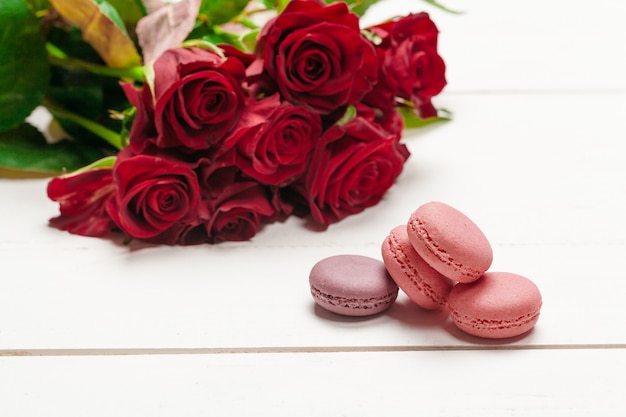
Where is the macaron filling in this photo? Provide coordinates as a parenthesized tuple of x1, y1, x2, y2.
(310, 286, 399, 312)
(450, 308, 541, 336)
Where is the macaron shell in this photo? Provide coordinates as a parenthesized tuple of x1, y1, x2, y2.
(448, 272, 542, 339)
(407, 201, 493, 283)
(382, 225, 453, 310)
(309, 254, 399, 316)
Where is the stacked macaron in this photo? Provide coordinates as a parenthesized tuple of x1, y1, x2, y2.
(308, 201, 542, 340)
(382, 201, 542, 339)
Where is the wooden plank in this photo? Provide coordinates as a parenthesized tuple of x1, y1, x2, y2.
(1, 92, 625, 350)
(1, 349, 625, 416)
(0, 243, 624, 350)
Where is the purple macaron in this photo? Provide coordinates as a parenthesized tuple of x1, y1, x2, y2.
(309, 254, 399, 316)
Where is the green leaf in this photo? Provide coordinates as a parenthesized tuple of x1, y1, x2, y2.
(0, 0, 50, 131)
(324, 0, 379, 17)
(46, 42, 145, 81)
(198, 0, 249, 26)
(241, 29, 259, 53)
(48, 0, 142, 67)
(106, 0, 146, 27)
(350, 0, 379, 17)
(93, 0, 129, 35)
(24, 0, 50, 14)
(420, 0, 463, 15)
(68, 155, 116, 175)
(336, 105, 357, 127)
(0, 123, 109, 174)
(193, 27, 250, 51)
(256, 0, 289, 11)
(399, 106, 451, 129)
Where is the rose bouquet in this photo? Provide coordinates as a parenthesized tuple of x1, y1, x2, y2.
(0, 0, 449, 244)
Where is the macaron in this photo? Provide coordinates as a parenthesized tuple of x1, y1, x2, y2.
(447, 272, 542, 339)
(309, 254, 399, 316)
(407, 201, 493, 283)
(382, 225, 453, 310)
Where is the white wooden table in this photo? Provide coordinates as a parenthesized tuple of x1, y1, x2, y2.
(2, 0, 625, 415)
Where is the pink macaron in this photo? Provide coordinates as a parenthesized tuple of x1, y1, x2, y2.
(407, 201, 493, 283)
(447, 272, 542, 339)
(309, 254, 399, 316)
(382, 225, 454, 310)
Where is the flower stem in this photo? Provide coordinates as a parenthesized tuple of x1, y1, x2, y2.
(42, 100, 124, 150)
(235, 16, 259, 30)
(46, 43, 145, 82)
(210, 26, 246, 51)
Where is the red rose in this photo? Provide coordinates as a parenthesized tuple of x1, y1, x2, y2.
(360, 46, 397, 113)
(253, 0, 378, 114)
(367, 13, 447, 118)
(47, 168, 117, 237)
(124, 47, 248, 152)
(207, 185, 277, 243)
(224, 94, 322, 186)
(220, 43, 256, 69)
(121, 81, 157, 153)
(294, 115, 409, 225)
(107, 149, 201, 244)
(355, 102, 405, 142)
(199, 165, 279, 243)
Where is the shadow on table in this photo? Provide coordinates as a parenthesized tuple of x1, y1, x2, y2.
(311, 296, 536, 346)
(389, 297, 536, 345)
